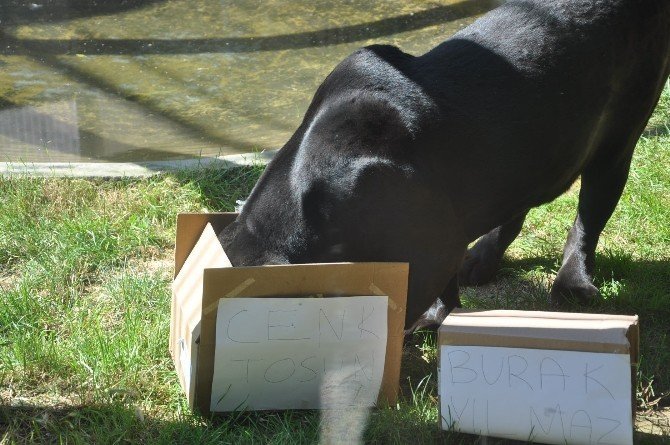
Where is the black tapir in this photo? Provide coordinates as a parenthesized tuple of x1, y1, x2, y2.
(219, 0, 670, 330)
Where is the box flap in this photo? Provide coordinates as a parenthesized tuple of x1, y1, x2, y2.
(174, 213, 237, 278)
(170, 222, 232, 406)
(439, 309, 639, 356)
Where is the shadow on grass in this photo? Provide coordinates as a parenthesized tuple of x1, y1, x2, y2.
(3, 401, 666, 444)
(0, 398, 457, 444)
(0, 403, 149, 443)
(486, 253, 670, 314)
(643, 122, 670, 138)
(635, 431, 670, 445)
(0, 402, 322, 444)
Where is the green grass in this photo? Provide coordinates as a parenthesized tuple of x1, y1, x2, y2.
(1, 84, 669, 443)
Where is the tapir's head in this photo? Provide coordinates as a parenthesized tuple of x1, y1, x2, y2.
(219, 92, 424, 267)
(218, 95, 464, 326)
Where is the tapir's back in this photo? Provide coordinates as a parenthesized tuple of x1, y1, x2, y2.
(417, 0, 670, 232)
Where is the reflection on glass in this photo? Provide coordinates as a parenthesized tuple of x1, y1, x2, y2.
(0, 0, 500, 163)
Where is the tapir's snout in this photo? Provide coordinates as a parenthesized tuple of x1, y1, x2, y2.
(218, 220, 290, 267)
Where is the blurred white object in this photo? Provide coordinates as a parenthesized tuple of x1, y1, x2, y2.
(234, 199, 246, 213)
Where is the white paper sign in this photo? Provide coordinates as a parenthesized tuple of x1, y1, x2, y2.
(211, 296, 388, 411)
(439, 346, 632, 445)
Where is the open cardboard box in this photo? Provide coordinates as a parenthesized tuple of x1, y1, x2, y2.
(170, 213, 409, 415)
(438, 309, 639, 445)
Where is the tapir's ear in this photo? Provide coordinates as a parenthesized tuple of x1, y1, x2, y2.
(300, 156, 412, 230)
(301, 179, 337, 229)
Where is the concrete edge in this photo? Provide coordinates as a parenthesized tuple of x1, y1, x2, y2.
(0, 150, 277, 178)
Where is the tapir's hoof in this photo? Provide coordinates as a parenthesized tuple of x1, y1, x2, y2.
(550, 273, 600, 306)
(404, 317, 440, 336)
(404, 299, 448, 336)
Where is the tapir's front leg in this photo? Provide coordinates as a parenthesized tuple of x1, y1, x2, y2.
(406, 275, 460, 334)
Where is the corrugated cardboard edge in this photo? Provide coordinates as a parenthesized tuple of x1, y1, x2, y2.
(170, 222, 232, 407)
(171, 213, 237, 409)
(437, 309, 640, 430)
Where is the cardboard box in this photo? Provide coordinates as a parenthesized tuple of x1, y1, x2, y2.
(438, 309, 638, 445)
(170, 213, 409, 415)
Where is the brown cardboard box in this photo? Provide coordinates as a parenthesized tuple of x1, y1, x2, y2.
(438, 309, 639, 445)
(170, 213, 408, 415)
